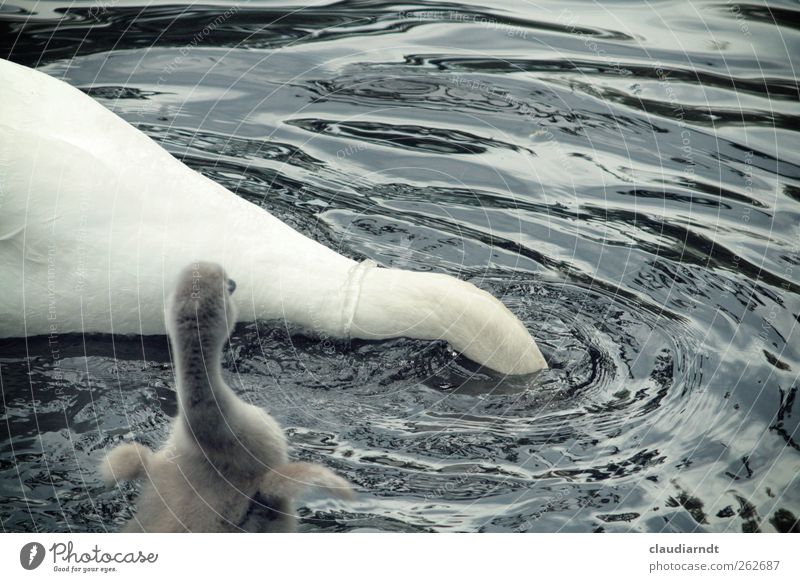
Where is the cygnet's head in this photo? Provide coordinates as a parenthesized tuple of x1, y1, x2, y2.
(168, 261, 237, 347)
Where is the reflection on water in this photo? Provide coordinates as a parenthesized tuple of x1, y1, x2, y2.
(1, 0, 798, 532)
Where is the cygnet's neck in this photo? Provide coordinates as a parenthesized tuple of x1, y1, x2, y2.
(171, 327, 233, 431)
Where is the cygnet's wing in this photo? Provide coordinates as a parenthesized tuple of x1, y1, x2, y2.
(260, 462, 353, 500)
(101, 442, 154, 485)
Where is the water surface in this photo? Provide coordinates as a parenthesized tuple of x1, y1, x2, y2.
(1, 0, 798, 532)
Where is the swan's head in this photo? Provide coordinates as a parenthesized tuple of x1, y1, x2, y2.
(168, 261, 238, 347)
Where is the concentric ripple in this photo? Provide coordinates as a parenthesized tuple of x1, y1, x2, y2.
(1, 0, 798, 533)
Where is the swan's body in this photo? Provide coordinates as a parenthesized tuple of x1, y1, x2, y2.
(102, 262, 352, 532)
(0, 59, 547, 375)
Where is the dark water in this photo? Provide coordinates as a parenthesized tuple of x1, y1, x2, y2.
(1, 0, 799, 533)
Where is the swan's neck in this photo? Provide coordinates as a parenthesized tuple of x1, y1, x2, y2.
(351, 267, 548, 375)
(214, 202, 545, 374)
(223, 209, 358, 336)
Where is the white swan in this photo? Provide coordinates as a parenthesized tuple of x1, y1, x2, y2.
(0, 58, 547, 375)
(103, 262, 352, 532)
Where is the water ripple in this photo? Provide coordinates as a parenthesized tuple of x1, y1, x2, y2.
(1, 0, 798, 533)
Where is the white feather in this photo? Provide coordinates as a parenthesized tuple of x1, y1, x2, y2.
(0, 59, 546, 374)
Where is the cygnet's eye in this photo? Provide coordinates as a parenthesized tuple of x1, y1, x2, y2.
(227, 278, 237, 295)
